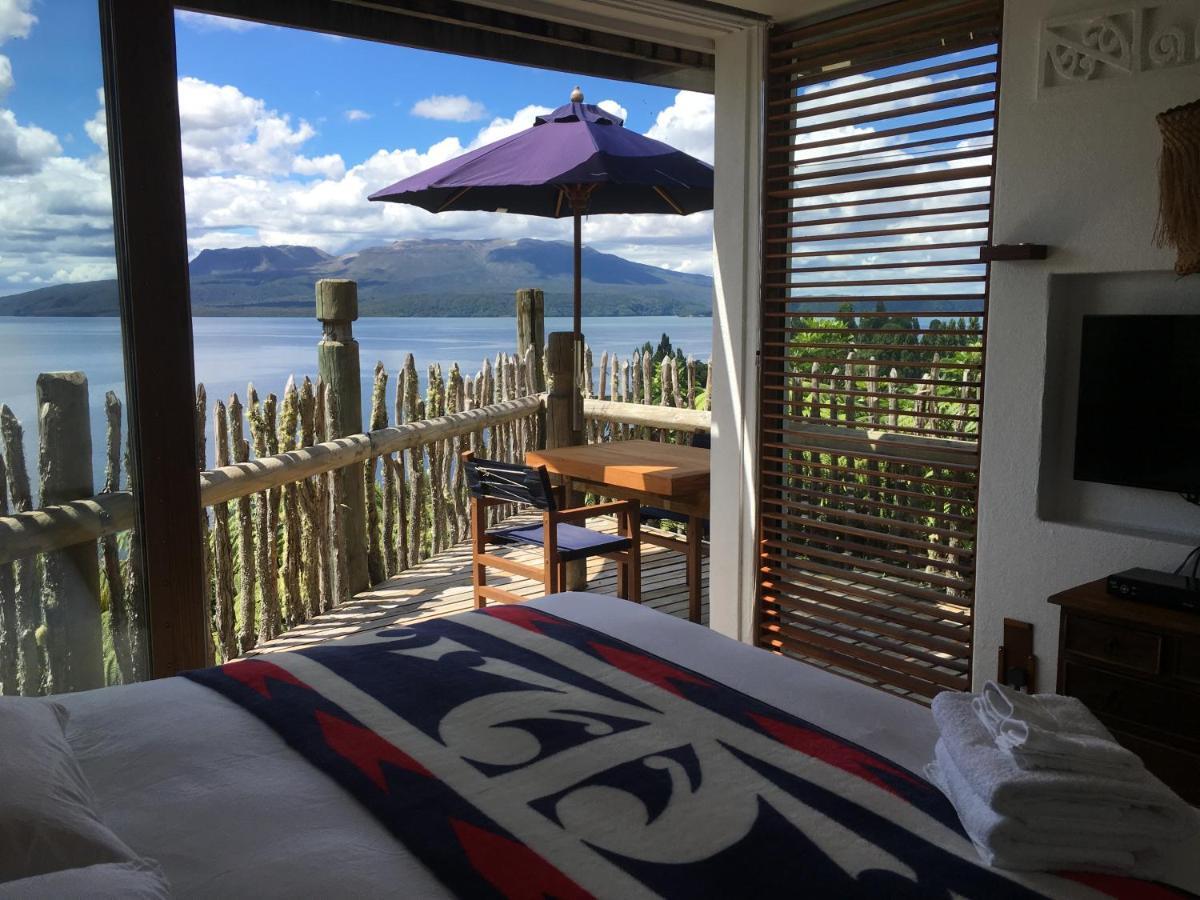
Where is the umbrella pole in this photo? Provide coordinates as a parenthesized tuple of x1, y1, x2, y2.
(573, 205, 582, 339)
(572, 201, 584, 431)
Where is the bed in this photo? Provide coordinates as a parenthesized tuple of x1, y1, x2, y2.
(52, 593, 1200, 898)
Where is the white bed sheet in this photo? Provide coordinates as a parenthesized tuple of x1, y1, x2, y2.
(57, 593, 1200, 897)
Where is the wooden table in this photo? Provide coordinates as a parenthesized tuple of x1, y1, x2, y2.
(526, 440, 709, 622)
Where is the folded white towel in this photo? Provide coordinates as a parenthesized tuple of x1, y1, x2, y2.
(931, 691, 1194, 837)
(926, 743, 1162, 874)
(976, 681, 1143, 777)
(932, 740, 1172, 850)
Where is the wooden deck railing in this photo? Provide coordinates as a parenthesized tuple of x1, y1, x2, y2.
(0, 338, 712, 695)
(0, 393, 717, 566)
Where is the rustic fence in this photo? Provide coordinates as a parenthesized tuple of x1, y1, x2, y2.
(582, 345, 712, 445)
(0, 286, 714, 696)
(769, 349, 981, 596)
(197, 349, 549, 664)
(0, 303, 986, 699)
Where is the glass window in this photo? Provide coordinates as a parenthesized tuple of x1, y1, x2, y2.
(0, 0, 148, 694)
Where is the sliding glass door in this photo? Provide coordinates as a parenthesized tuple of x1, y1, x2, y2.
(0, 0, 155, 693)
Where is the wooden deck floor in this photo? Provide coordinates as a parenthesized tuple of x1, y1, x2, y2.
(251, 514, 709, 656)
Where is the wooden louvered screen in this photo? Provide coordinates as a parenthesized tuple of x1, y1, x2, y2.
(756, 0, 1003, 701)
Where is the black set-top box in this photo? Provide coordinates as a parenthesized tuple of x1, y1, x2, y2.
(1107, 567, 1200, 613)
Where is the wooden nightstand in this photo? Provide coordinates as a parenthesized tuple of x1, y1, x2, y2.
(1050, 579, 1200, 805)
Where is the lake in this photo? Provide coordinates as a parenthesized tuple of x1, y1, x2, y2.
(0, 316, 713, 497)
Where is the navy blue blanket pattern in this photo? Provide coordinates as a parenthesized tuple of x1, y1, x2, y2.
(184, 606, 1182, 900)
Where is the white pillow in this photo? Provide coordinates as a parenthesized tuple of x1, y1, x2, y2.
(0, 697, 143, 882)
(0, 861, 170, 899)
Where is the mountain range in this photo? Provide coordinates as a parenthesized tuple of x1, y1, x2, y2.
(0, 239, 715, 318)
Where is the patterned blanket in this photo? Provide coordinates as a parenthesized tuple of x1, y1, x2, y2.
(184, 605, 1185, 900)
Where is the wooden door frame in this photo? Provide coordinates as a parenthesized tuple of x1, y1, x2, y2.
(99, 0, 207, 677)
(95, 0, 764, 676)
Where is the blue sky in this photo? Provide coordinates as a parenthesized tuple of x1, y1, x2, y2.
(0, 0, 715, 294)
(172, 14, 681, 163)
(0, 0, 993, 298)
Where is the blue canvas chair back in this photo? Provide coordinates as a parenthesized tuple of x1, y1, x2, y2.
(463, 456, 557, 510)
(692, 431, 710, 450)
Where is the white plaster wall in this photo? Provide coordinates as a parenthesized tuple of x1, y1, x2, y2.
(974, 0, 1200, 688)
(709, 23, 766, 643)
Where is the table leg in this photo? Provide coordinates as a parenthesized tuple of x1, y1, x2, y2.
(687, 514, 702, 623)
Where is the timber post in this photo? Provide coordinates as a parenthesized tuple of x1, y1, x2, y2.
(315, 279, 369, 595)
(545, 332, 586, 589)
(36, 371, 103, 692)
(545, 332, 582, 451)
(516, 288, 546, 448)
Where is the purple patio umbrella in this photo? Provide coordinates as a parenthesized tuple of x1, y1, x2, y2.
(368, 87, 714, 339)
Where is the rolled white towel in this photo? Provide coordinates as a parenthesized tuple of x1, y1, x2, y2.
(932, 691, 1195, 837)
(977, 681, 1142, 777)
(925, 743, 1161, 874)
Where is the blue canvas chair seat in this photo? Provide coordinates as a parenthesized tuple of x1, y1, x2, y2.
(489, 523, 633, 562)
(462, 452, 641, 607)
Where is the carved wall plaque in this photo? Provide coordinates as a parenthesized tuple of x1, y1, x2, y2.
(1040, 2, 1199, 94)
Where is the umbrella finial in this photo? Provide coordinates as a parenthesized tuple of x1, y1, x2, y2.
(570, 86, 584, 103)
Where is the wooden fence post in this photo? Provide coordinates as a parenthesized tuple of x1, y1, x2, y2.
(0, 449, 15, 694)
(546, 332, 582, 451)
(545, 332, 586, 589)
(316, 279, 369, 596)
(1, 404, 41, 694)
(228, 393, 257, 654)
(401, 355, 420, 567)
(100, 391, 133, 685)
(366, 362, 387, 584)
(516, 289, 545, 387)
(313, 381, 333, 612)
(211, 399, 236, 660)
(279, 379, 303, 622)
(196, 384, 214, 666)
(516, 288, 546, 449)
(247, 387, 282, 642)
(36, 372, 103, 692)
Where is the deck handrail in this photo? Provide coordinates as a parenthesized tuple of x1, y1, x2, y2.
(583, 398, 710, 432)
(0, 394, 544, 565)
(0, 394, 711, 565)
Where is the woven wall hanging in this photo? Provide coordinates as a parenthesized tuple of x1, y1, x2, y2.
(1155, 98, 1200, 276)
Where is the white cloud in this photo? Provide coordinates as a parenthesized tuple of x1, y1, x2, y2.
(0, 10, 115, 291)
(0, 0, 34, 43)
(646, 91, 713, 164)
(50, 260, 118, 284)
(0, 149, 117, 290)
(468, 104, 549, 148)
(410, 94, 488, 123)
(174, 11, 263, 32)
(0, 107, 59, 174)
(0, 47, 58, 176)
(344, 109, 372, 122)
(292, 153, 345, 179)
(177, 77, 315, 177)
(597, 99, 628, 122)
(179, 88, 716, 275)
(84, 109, 106, 151)
(0, 66, 717, 290)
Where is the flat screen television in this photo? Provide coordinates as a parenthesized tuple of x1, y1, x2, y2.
(1074, 314, 1200, 495)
